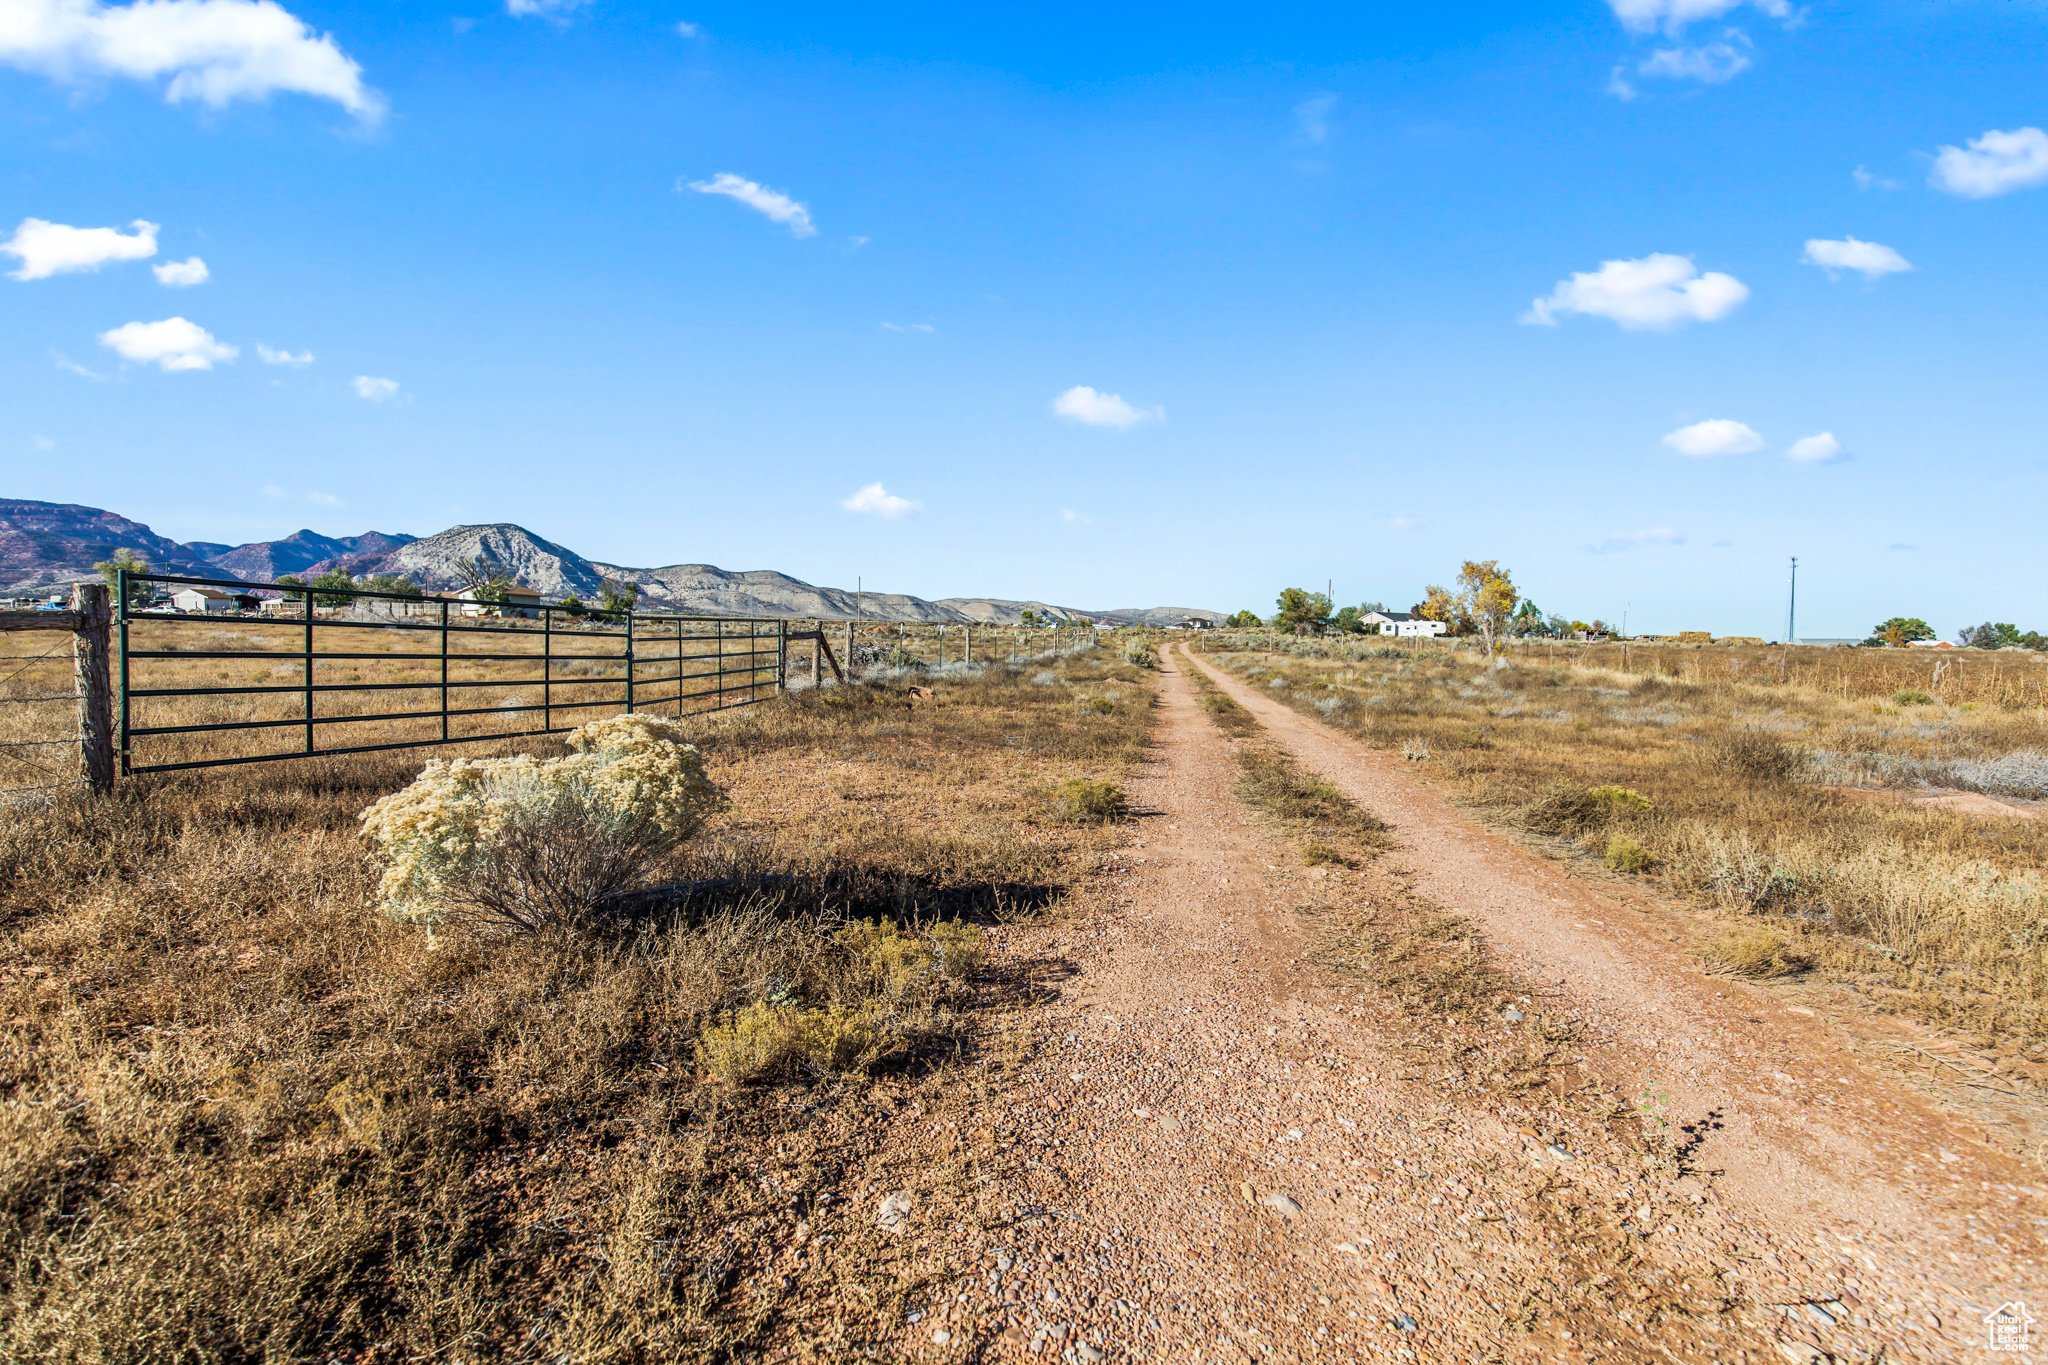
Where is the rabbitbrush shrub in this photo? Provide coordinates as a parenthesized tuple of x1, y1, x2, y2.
(359, 713, 726, 932)
(1050, 777, 1128, 824)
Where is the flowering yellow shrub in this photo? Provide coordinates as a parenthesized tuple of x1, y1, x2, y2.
(359, 713, 725, 926)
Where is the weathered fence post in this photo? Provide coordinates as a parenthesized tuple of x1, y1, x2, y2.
(70, 582, 115, 794)
(776, 618, 787, 693)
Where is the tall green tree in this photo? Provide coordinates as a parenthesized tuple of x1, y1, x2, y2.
(598, 578, 640, 615)
(1272, 587, 1332, 634)
(1869, 617, 1934, 647)
(94, 547, 149, 596)
(1225, 610, 1262, 628)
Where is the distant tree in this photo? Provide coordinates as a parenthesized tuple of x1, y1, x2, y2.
(1333, 605, 1366, 635)
(275, 573, 306, 602)
(456, 554, 514, 604)
(1959, 622, 2022, 649)
(598, 578, 640, 615)
(309, 568, 358, 607)
(1415, 585, 1462, 634)
(359, 573, 421, 598)
(559, 594, 587, 616)
(1020, 609, 1038, 627)
(1510, 600, 1545, 636)
(1273, 587, 1333, 635)
(1547, 613, 1571, 637)
(1870, 617, 1934, 647)
(1225, 610, 1262, 628)
(1356, 600, 1388, 615)
(94, 547, 150, 596)
(1455, 560, 1518, 654)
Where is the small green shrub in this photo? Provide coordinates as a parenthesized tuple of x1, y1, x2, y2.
(835, 918, 935, 998)
(1050, 778, 1128, 824)
(1893, 689, 1934, 706)
(698, 1001, 898, 1084)
(1121, 642, 1159, 670)
(926, 920, 987, 981)
(1299, 842, 1350, 867)
(1603, 834, 1654, 873)
(1084, 696, 1117, 715)
(1590, 785, 1654, 813)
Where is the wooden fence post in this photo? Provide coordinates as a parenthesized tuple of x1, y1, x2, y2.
(70, 582, 114, 794)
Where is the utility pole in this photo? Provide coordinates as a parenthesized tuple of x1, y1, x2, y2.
(1786, 557, 1797, 645)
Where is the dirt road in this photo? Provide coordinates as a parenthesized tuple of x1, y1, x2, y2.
(819, 644, 2040, 1363)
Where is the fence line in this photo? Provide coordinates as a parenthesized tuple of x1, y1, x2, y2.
(0, 572, 1128, 791)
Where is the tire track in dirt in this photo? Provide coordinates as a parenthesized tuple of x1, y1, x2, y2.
(1171, 640, 2045, 1357)
(815, 645, 2030, 1365)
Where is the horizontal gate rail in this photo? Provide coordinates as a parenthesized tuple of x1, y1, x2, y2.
(117, 570, 785, 776)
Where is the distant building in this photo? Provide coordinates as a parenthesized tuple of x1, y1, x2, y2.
(171, 587, 236, 614)
(1360, 611, 1447, 639)
(453, 585, 544, 619)
(1172, 617, 1214, 631)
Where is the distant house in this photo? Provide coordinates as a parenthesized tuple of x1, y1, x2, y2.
(452, 585, 544, 619)
(1173, 617, 1214, 631)
(171, 587, 236, 614)
(1360, 611, 1447, 639)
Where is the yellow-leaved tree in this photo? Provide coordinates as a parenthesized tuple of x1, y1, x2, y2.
(1455, 560, 1518, 656)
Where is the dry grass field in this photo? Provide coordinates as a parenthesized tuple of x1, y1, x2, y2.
(1196, 634, 2048, 1059)
(0, 646, 1151, 1363)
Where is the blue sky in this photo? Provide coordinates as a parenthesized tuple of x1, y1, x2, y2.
(3, 0, 2044, 636)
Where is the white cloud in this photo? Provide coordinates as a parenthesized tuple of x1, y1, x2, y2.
(675, 20, 701, 37)
(1052, 385, 1161, 429)
(0, 0, 382, 119)
(1802, 236, 1911, 280)
(687, 172, 817, 238)
(52, 350, 103, 379)
(1059, 508, 1093, 526)
(506, 0, 588, 16)
(1852, 165, 1899, 192)
(1786, 431, 1844, 463)
(1929, 126, 2048, 199)
(1390, 515, 1428, 531)
(841, 482, 922, 519)
(351, 374, 398, 401)
(97, 316, 236, 370)
(1662, 418, 1764, 456)
(3, 217, 157, 280)
(32, 434, 55, 451)
(1590, 528, 1685, 553)
(307, 490, 342, 506)
(1294, 93, 1337, 144)
(256, 343, 312, 365)
(152, 255, 208, 286)
(261, 483, 287, 499)
(1634, 42, 1749, 84)
(1606, 0, 1788, 37)
(881, 321, 934, 333)
(1523, 253, 1749, 330)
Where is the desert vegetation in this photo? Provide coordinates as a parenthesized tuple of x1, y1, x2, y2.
(1197, 633, 2048, 1055)
(0, 647, 1151, 1361)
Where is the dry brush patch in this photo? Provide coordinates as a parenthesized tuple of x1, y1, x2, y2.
(1198, 636, 2048, 1058)
(0, 650, 1153, 1362)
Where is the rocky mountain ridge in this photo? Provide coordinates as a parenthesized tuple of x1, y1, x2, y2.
(0, 501, 1221, 625)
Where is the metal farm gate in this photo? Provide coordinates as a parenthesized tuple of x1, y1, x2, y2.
(116, 572, 790, 775)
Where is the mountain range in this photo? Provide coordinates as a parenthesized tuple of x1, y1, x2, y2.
(0, 500, 1222, 626)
